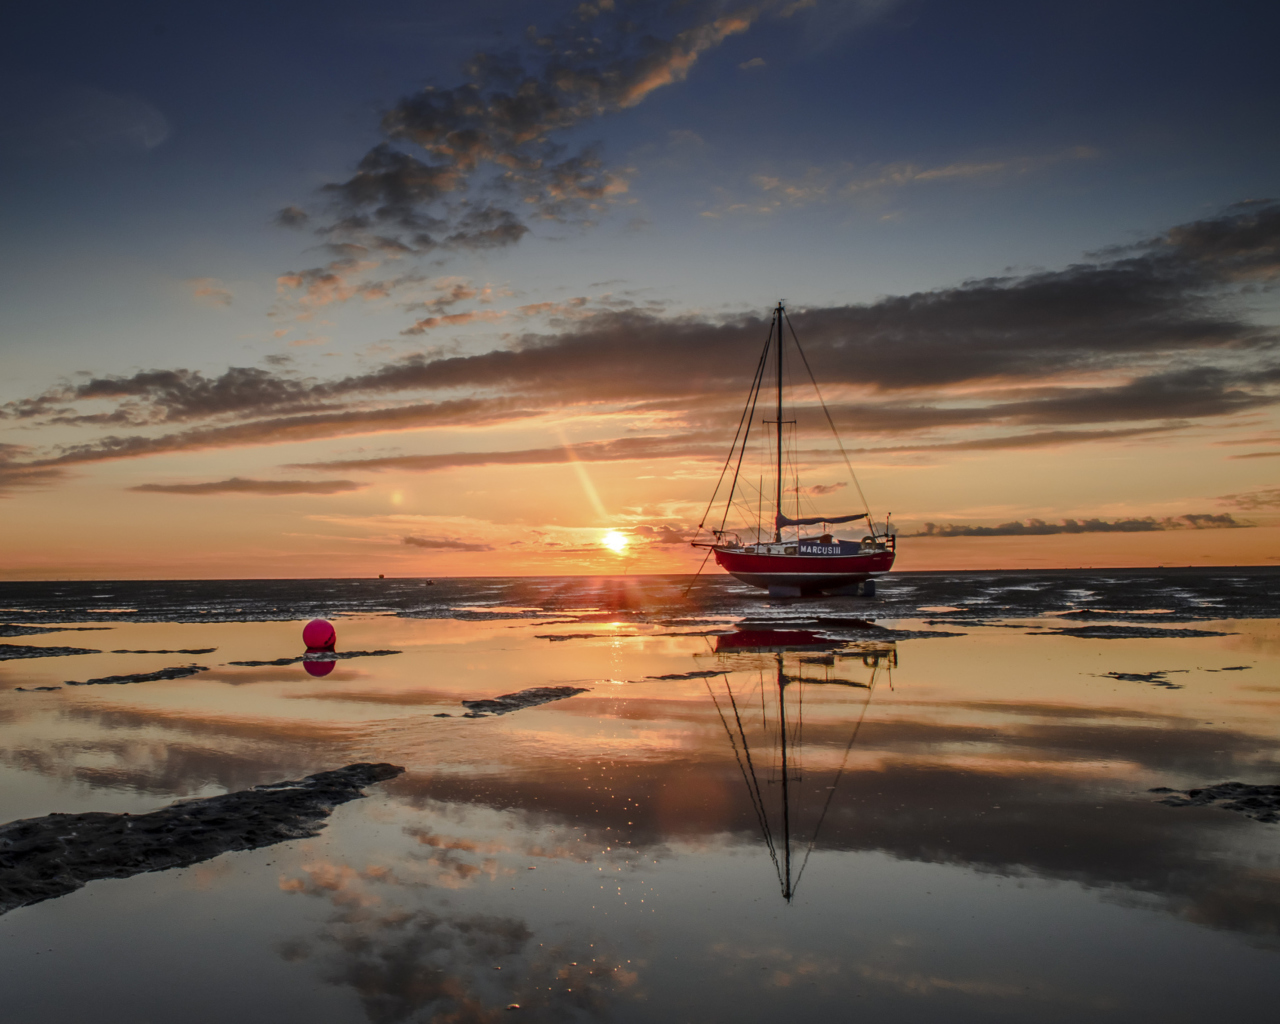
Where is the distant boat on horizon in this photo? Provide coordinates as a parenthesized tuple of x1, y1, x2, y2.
(693, 301, 896, 597)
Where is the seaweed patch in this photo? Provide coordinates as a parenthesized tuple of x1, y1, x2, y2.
(1028, 625, 1234, 640)
(66, 665, 208, 686)
(0, 625, 111, 637)
(1151, 782, 1280, 823)
(461, 686, 590, 717)
(1100, 670, 1189, 690)
(0, 644, 102, 660)
(228, 650, 400, 666)
(0, 763, 404, 914)
(111, 648, 217, 655)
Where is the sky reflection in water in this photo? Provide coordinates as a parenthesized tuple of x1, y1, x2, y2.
(1, 573, 1279, 1022)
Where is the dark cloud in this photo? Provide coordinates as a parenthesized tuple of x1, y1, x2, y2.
(1231, 450, 1280, 459)
(633, 524, 691, 545)
(912, 514, 1250, 538)
(274, 205, 309, 228)
(0, 444, 67, 496)
(793, 481, 847, 495)
(847, 425, 1185, 453)
(402, 536, 493, 551)
(129, 478, 364, 496)
(5, 204, 1279, 484)
(1218, 487, 1280, 511)
(10, 366, 324, 425)
(30, 398, 534, 468)
(288, 2, 763, 256)
(311, 200, 1279, 403)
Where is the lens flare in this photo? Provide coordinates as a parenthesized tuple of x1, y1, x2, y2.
(602, 530, 629, 553)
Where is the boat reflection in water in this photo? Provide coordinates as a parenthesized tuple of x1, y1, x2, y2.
(701, 628, 896, 901)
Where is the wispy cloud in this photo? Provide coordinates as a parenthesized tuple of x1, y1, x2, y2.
(129, 478, 364, 496)
(188, 278, 232, 307)
(704, 146, 1100, 216)
(29, 398, 536, 468)
(0, 444, 67, 497)
(401, 309, 507, 335)
(1218, 487, 1280, 511)
(911, 514, 1250, 537)
(292, 434, 723, 474)
(402, 535, 493, 551)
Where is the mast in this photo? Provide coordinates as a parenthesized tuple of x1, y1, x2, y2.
(773, 301, 784, 543)
(776, 652, 793, 900)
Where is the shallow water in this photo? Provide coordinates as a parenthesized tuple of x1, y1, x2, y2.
(1, 571, 1279, 1023)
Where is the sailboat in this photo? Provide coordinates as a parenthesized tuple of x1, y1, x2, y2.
(693, 302, 896, 597)
(702, 629, 894, 901)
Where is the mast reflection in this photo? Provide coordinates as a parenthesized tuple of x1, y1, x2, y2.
(702, 629, 896, 902)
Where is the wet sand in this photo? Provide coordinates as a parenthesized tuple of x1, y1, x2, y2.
(0, 570, 1278, 1022)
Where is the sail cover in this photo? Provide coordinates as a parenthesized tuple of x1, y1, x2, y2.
(775, 512, 867, 528)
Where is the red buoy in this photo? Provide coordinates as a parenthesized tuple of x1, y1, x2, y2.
(302, 618, 335, 649)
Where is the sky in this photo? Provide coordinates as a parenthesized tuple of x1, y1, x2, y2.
(1, 0, 1278, 579)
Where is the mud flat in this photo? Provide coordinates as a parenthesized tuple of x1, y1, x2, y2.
(0, 763, 404, 915)
(65, 665, 208, 686)
(0, 644, 101, 661)
(461, 686, 590, 717)
(1028, 625, 1235, 640)
(1152, 782, 1280, 823)
(228, 649, 400, 666)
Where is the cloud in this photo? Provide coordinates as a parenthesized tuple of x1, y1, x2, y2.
(793, 482, 847, 495)
(287, 2, 771, 257)
(276, 258, 399, 308)
(274, 206, 309, 228)
(32, 366, 324, 424)
(738, 57, 766, 70)
(400, 309, 507, 335)
(632, 524, 690, 545)
(851, 426, 1185, 453)
(307, 202, 1280, 408)
(129, 478, 364, 496)
(911, 514, 1250, 538)
(402, 535, 493, 551)
(30, 398, 536, 468)
(188, 278, 232, 307)
(293, 434, 723, 474)
(1231, 450, 1280, 459)
(0, 444, 67, 497)
(1218, 488, 1280, 511)
(5, 204, 1278, 482)
(710, 146, 1100, 216)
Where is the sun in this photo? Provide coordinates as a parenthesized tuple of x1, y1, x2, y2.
(602, 530, 629, 554)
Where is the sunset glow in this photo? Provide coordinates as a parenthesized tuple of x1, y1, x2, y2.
(0, 2, 1276, 579)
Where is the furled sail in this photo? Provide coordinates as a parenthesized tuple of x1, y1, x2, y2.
(774, 512, 868, 528)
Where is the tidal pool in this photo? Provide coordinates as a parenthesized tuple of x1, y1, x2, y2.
(1, 571, 1278, 1023)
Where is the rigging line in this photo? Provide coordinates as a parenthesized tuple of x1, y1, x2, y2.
(705, 680, 775, 849)
(791, 664, 880, 893)
(782, 309, 874, 526)
(726, 679, 782, 875)
(682, 544, 717, 598)
(708, 679, 780, 876)
(696, 321, 771, 532)
(723, 312, 778, 534)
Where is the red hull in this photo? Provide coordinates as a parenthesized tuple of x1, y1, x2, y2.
(712, 546, 894, 594)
